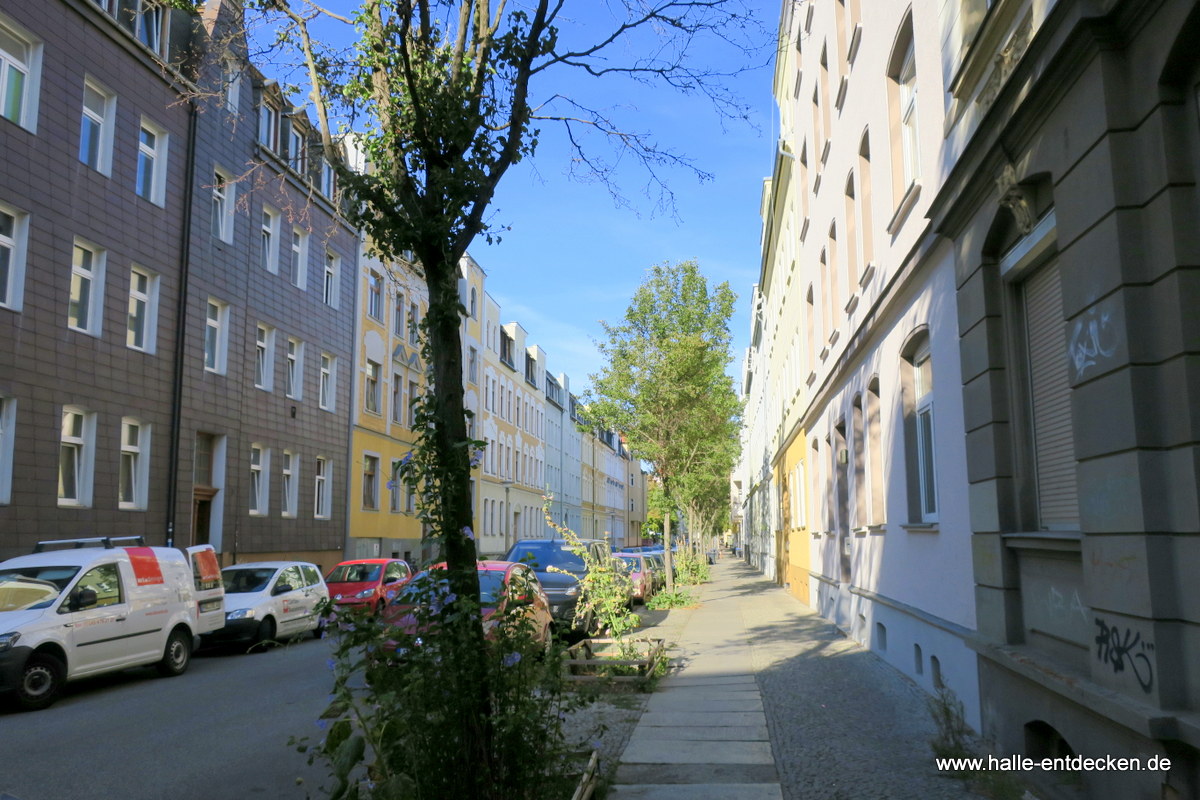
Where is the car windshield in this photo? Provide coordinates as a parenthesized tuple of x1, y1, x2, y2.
(326, 563, 381, 584)
(393, 568, 509, 607)
(616, 556, 640, 573)
(0, 567, 78, 611)
(506, 542, 586, 573)
(222, 568, 277, 594)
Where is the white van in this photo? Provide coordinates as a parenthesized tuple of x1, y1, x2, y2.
(0, 537, 225, 710)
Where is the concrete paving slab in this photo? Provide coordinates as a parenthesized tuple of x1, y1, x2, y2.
(614, 763, 780, 785)
(646, 694, 763, 713)
(660, 674, 757, 688)
(620, 739, 775, 765)
(626, 724, 769, 742)
(638, 710, 766, 727)
(655, 687, 763, 701)
(608, 783, 783, 800)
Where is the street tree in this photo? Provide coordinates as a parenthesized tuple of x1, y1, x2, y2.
(585, 260, 740, 592)
(192, 0, 764, 795)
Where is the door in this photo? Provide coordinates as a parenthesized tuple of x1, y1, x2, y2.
(186, 545, 225, 634)
(59, 563, 135, 676)
(272, 566, 308, 635)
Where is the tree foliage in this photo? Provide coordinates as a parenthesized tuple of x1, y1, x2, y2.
(585, 260, 740, 590)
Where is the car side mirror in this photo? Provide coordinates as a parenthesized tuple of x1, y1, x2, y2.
(70, 588, 98, 611)
(273, 583, 294, 595)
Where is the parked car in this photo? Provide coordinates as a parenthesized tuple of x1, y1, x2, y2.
(644, 553, 667, 592)
(0, 537, 223, 710)
(325, 558, 412, 615)
(503, 538, 612, 632)
(205, 561, 328, 648)
(382, 560, 553, 646)
(614, 553, 655, 604)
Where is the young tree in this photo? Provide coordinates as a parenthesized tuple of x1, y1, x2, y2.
(585, 260, 739, 592)
(196, 1, 762, 794)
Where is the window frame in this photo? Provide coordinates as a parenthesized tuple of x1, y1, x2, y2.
(323, 250, 339, 307)
(319, 353, 336, 411)
(362, 453, 380, 511)
(68, 240, 105, 337)
(118, 417, 150, 510)
(211, 168, 235, 243)
(249, 443, 269, 516)
(281, 449, 298, 518)
(79, 78, 116, 175)
(135, 117, 168, 206)
(290, 227, 308, 289)
(286, 337, 304, 400)
(126, 265, 158, 353)
(260, 206, 280, 274)
(258, 99, 280, 152)
(367, 270, 383, 320)
(314, 456, 331, 519)
(364, 360, 381, 414)
(135, 0, 169, 58)
(58, 406, 95, 508)
(0, 15, 41, 132)
(0, 394, 15, 505)
(203, 297, 229, 374)
(0, 201, 28, 312)
(255, 323, 275, 391)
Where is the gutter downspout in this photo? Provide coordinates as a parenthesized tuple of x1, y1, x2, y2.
(165, 99, 199, 548)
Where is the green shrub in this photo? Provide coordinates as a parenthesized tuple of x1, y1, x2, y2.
(673, 550, 710, 585)
(645, 589, 695, 609)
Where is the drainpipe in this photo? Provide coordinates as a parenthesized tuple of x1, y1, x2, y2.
(165, 99, 199, 549)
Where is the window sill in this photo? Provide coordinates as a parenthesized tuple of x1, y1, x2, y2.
(887, 180, 922, 235)
(901, 522, 938, 534)
(58, 500, 89, 509)
(249, 511, 267, 518)
(854, 524, 885, 536)
(844, 294, 859, 315)
(118, 504, 147, 512)
(858, 262, 876, 290)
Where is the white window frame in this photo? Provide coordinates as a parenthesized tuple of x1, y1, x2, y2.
(286, 337, 304, 400)
(79, 78, 116, 175)
(389, 459, 402, 513)
(135, 0, 169, 58)
(204, 297, 229, 374)
(391, 371, 403, 424)
(249, 443, 269, 516)
(126, 265, 159, 353)
(136, 117, 168, 205)
(260, 206, 279, 274)
(0, 201, 28, 312)
(897, 43, 919, 189)
(365, 360, 381, 414)
(323, 250, 339, 307)
(58, 406, 95, 508)
(408, 302, 420, 345)
(367, 270, 383, 319)
(68, 240, 105, 337)
(118, 417, 150, 510)
(258, 99, 280, 151)
(211, 167, 235, 243)
(255, 323, 275, 391)
(319, 353, 336, 411)
(362, 453, 380, 511)
(281, 449, 298, 518)
(314, 456, 331, 519)
(221, 55, 241, 114)
(0, 394, 15, 505)
(408, 379, 419, 427)
(290, 227, 308, 289)
(320, 159, 335, 198)
(913, 341, 938, 522)
(0, 14, 42, 132)
(288, 121, 308, 174)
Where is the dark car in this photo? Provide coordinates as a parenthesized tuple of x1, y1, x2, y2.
(502, 538, 611, 632)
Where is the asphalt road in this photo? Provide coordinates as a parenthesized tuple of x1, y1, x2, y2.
(0, 636, 337, 800)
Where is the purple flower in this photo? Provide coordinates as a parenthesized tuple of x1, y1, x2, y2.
(470, 448, 484, 467)
(502, 652, 522, 667)
(316, 719, 328, 730)
(462, 526, 475, 541)
(326, 658, 337, 671)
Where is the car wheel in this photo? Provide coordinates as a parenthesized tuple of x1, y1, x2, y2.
(252, 616, 277, 649)
(16, 653, 66, 711)
(156, 628, 191, 677)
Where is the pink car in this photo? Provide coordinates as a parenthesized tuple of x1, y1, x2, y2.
(325, 558, 413, 615)
(615, 553, 654, 604)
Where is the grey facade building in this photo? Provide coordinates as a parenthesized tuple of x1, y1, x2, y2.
(0, 0, 356, 571)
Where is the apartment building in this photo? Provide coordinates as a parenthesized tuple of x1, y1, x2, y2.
(741, 0, 1200, 794)
(0, 0, 356, 571)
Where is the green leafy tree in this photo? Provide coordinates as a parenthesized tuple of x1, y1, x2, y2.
(191, 1, 762, 795)
(585, 260, 740, 592)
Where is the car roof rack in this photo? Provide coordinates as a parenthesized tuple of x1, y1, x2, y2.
(34, 536, 147, 553)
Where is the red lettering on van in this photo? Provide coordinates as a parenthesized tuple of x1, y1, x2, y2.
(125, 547, 165, 586)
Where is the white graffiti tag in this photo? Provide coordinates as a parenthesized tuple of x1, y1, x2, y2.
(1069, 308, 1117, 378)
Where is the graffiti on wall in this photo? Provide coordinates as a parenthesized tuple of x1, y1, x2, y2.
(1068, 307, 1118, 379)
(1094, 617, 1154, 693)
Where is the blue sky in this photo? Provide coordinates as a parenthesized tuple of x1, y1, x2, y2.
(473, 3, 779, 391)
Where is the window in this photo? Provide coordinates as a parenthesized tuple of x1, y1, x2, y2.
(250, 444, 268, 515)
(118, 417, 149, 510)
(211, 169, 235, 242)
(67, 564, 122, 611)
(126, 266, 158, 353)
(281, 450, 297, 517)
(391, 372, 403, 423)
(204, 297, 229, 374)
(0, 395, 15, 504)
(390, 459, 403, 512)
(408, 302, 419, 345)
(136, 119, 168, 205)
(286, 337, 303, 399)
(314, 456, 330, 518)
(135, 0, 169, 57)
(68, 241, 105, 336)
(258, 100, 280, 151)
(903, 334, 937, 522)
(221, 56, 241, 113)
(408, 380, 419, 427)
(866, 379, 884, 525)
(0, 17, 41, 131)
(323, 250, 338, 306)
(0, 202, 28, 311)
(887, 17, 919, 204)
(79, 79, 115, 174)
(468, 347, 478, 384)
(255, 324, 275, 390)
(319, 354, 336, 411)
(362, 454, 379, 510)
(469, 287, 477, 318)
(260, 206, 280, 274)
(58, 407, 95, 507)
(290, 228, 308, 288)
(288, 122, 308, 174)
(364, 360, 381, 414)
(405, 482, 416, 513)
(320, 158, 335, 198)
(367, 270, 383, 319)
(393, 290, 406, 333)
(856, 133, 875, 273)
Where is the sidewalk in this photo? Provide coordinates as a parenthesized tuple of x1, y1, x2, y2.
(609, 559, 974, 800)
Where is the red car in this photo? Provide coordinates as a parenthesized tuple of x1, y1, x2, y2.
(615, 553, 654, 603)
(382, 560, 554, 645)
(325, 558, 413, 614)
